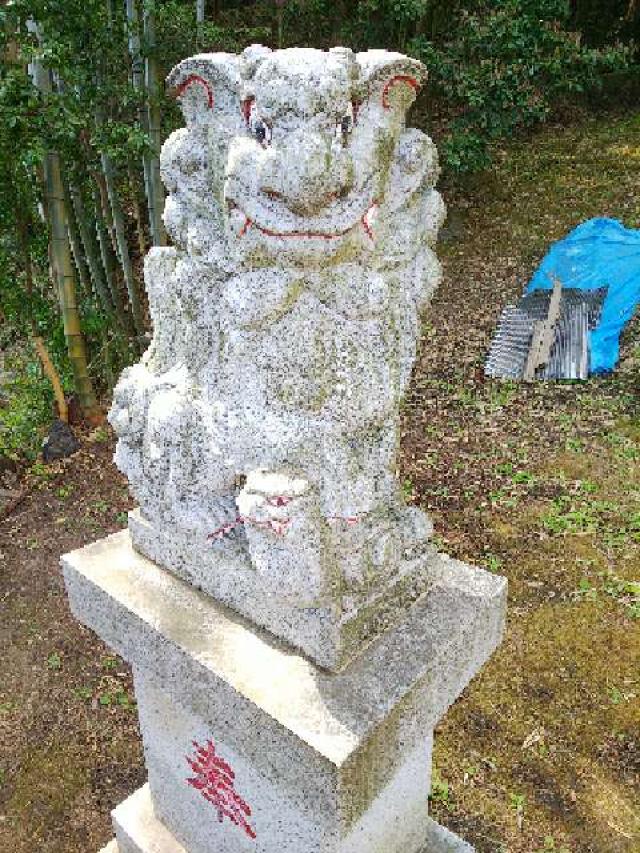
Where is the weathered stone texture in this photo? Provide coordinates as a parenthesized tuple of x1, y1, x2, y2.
(105, 784, 473, 853)
(108, 46, 445, 667)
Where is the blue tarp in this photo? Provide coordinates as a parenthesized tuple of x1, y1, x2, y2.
(527, 218, 640, 374)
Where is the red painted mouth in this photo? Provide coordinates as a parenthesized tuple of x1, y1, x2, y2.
(229, 201, 379, 243)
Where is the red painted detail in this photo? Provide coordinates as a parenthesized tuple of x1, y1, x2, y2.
(236, 202, 378, 241)
(381, 75, 420, 109)
(266, 495, 292, 507)
(241, 96, 255, 126)
(208, 510, 291, 542)
(176, 74, 214, 109)
(207, 515, 244, 540)
(251, 221, 347, 241)
(186, 739, 256, 840)
(251, 516, 291, 536)
(328, 515, 361, 526)
(361, 217, 373, 240)
(361, 202, 378, 242)
(239, 216, 252, 237)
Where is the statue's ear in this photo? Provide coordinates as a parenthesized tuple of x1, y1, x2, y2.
(166, 53, 241, 129)
(356, 51, 426, 115)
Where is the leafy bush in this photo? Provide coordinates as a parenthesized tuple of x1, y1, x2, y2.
(0, 349, 56, 462)
(410, 0, 631, 172)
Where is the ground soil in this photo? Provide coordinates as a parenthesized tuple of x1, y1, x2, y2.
(1, 111, 639, 853)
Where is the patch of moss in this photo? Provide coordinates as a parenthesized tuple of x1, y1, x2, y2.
(8, 740, 90, 841)
(432, 593, 639, 851)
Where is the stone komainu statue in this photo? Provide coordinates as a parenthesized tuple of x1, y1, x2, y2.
(109, 45, 445, 669)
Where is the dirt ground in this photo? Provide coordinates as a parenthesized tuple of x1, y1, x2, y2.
(1, 110, 639, 852)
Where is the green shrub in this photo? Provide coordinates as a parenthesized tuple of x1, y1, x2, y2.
(0, 348, 56, 462)
(410, 0, 631, 172)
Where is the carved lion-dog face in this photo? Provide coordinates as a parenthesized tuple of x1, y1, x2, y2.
(166, 45, 427, 265)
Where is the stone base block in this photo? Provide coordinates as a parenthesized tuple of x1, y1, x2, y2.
(62, 531, 505, 853)
(128, 508, 438, 672)
(135, 667, 434, 852)
(104, 784, 472, 853)
(112, 784, 186, 853)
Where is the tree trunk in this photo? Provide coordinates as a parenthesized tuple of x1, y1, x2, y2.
(142, 0, 166, 246)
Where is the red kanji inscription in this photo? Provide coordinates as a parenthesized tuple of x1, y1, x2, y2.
(186, 739, 257, 840)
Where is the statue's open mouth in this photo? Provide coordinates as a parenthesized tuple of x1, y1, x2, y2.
(226, 199, 379, 243)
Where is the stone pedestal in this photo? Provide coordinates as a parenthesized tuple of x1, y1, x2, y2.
(63, 531, 505, 853)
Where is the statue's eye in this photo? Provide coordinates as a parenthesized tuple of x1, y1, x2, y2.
(336, 115, 352, 145)
(252, 117, 272, 147)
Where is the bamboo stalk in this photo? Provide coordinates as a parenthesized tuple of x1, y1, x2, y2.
(125, 0, 157, 246)
(142, 0, 166, 246)
(128, 162, 148, 259)
(28, 20, 98, 417)
(100, 150, 146, 338)
(275, 0, 285, 48)
(90, 179, 130, 331)
(63, 177, 92, 297)
(44, 151, 99, 416)
(16, 199, 69, 423)
(196, 0, 206, 46)
(69, 181, 124, 326)
(97, 169, 120, 257)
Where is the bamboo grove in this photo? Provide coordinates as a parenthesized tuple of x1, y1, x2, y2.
(0, 1, 269, 427)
